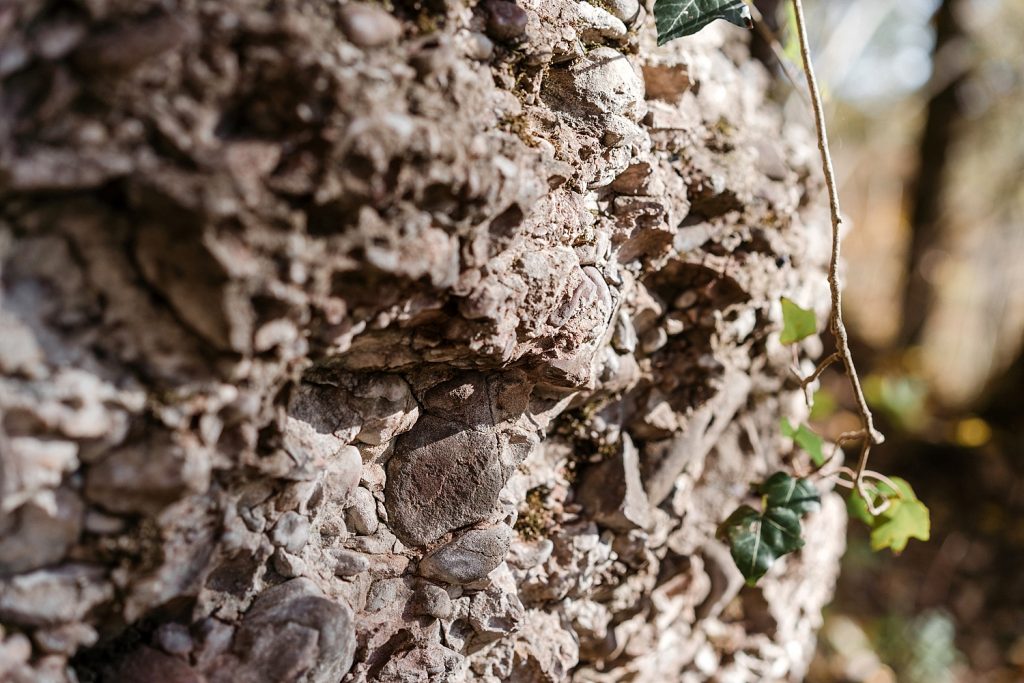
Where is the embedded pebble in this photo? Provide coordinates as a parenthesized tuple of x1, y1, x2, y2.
(333, 550, 371, 578)
(272, 548, 307, 578)
(345, 486, 379, 536)
(465, 31, 494, 61)
(339, 3, 402, 48)
(154, 622, 193, 657)
(410, 583, 453, 619)
(577, 2, 627, 43)
(418, 524, 513, 585)
(603, 0, 641, 23)
(269, 511, 310, 554)
(482, 0, 529, 43)
(640, 326, 668, 354)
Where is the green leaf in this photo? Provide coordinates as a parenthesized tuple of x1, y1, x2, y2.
(809, 387, 837, 421)
(847, 477, 931, 554)
(654, 0, 753, 45)
(780, 418, 826, 466)
(760, 471, 821, 516)
(846, 487, 874, 525)
(779, 297, 816, 345)
(863, 373, 929, 432)
(869, 478, 930, 554)
(718, 503, 804, 585)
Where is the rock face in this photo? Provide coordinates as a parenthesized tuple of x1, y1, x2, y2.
(0, 1, 843, 682)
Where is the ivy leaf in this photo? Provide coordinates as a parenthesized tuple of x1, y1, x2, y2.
(848, 477, 931, 554)
(654, 0, 753, 46)
(780, 418, 826, 466)
(846, 486, 874, 525)
(760, 471, 821, 516)
(780, 297, 816, 345)
(868, 478, 930, 554)
(718, 503, 804, 585)
(809, 388, 838, 421)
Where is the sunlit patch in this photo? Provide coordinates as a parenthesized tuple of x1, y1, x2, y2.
(953, 416, 992, 448)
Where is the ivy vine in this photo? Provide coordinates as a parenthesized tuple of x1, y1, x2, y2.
(654, 0, 931, 584)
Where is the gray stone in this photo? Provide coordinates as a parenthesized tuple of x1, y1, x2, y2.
(324, 446, 363, 505)
(192, 618, 235, 670)
(577, 433, 652, 532)
(468, 582, 524, 640)
(32, 623, 98, 656)
(506, 539, 554, 570)
(270, 511, 310, 554)
(421, 372, 531, 428)
(134, 223, 253, 354)
(339, 4, 402, 48)
(343, 374, 419, 446)
(509, 610, 580, 680)
(83, 509, 125, 535)
(288, 374, 419, 448)
(365, 578, 405, 613)
(228, 579, 356, 683)
(285, 383, 360, 454)
(612, 310, 638, 353)
(0, 564, 113, 627)
(154, 622, 194, 657)
(465, 31, 494, 61)
(376, 641, 465, 681)
(543, 47, 646, 122)
(410, 583, 453, 619)
(640, 326, 668, 354)
(84, 432, 209, 516)
(344, 487, 378, 535)
(272, 548, 307, 578)
(0, 0, 849, 678)
(333, 550, 371, 578)
(385, 416, 509, 546)
(0, 489, 82, 575)
(418, 524, 513, 585)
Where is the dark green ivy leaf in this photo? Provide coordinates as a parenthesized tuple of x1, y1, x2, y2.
(780, 418, 826, 466)
(718, 472, 821, 584)
(718, 503, 805, 585)
(653, 0, 753, 45)
(760, 471, 821, 516)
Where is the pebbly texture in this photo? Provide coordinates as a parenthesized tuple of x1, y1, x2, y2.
(0, 0, 843, 682)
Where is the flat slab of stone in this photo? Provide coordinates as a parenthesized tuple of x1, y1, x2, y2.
(385, 416, 508, 546)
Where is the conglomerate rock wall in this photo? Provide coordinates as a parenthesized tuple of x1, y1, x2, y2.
(0, 1, 844, 681)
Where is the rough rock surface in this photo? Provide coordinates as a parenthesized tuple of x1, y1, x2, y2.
(0, 0, 843, 681)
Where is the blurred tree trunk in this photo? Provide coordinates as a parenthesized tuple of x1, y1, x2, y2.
(899, 0, 969, 347)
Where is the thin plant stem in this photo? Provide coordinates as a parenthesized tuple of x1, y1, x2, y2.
(788, 0, 885, 510)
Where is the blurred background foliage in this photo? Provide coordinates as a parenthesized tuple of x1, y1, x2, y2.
(752, 0, 1024, 680)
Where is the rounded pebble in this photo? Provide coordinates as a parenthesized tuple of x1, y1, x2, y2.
(483, 0, 529, 43)
(339, 4, 402, 48)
